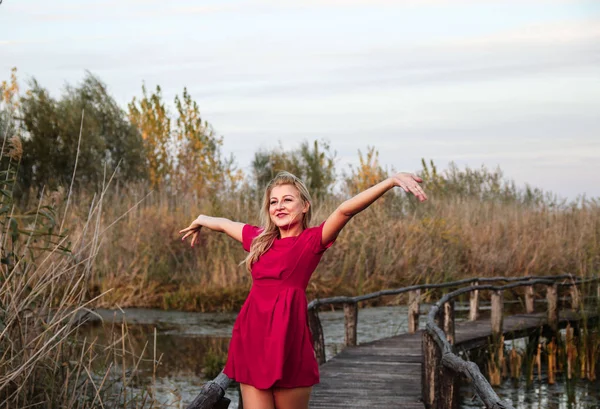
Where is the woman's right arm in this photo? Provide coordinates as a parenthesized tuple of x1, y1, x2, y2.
(179, 215, 244, 247)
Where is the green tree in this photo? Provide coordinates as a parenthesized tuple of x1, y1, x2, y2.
(19, 73, 147, 194)
(128, 84, 172, 188)
(173, 88, 241, 198)
(251, 139, 336, 198)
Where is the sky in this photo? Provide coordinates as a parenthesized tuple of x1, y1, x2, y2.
(1, 0, 599, 200)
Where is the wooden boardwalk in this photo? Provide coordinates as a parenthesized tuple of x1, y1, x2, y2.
(309, 310, 597, 409)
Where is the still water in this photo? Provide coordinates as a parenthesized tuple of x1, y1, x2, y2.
(82, 305, 600, 408)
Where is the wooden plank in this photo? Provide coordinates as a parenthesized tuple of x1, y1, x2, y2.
(310, 309, 598, 409)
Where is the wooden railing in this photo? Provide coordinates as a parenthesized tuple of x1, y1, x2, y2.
(421, 275, 598, 409)
(186, 274, 599, 409)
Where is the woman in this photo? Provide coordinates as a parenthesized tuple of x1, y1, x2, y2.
(180, 171, 427, 409)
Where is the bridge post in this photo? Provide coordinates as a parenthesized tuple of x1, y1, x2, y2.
(546, 284, 558, 335)
(443, 301, 455, 345)
(570, 284, 580, 311)
(491, 291, 503, 337)
(408, 289, 420, 334)
(469, 280, 479, 321)
(525, 285, 535, 314)
(343, 302, 358, 347)
(307, 308, 326, 364)
(422, 331, 441, 409)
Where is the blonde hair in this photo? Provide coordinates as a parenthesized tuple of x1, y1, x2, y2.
(244, 171, 312, 272)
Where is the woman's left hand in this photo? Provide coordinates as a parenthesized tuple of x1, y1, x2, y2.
(391, 172, 428, 202)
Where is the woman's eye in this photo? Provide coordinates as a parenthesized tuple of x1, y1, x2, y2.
(284, 198, 291, 202)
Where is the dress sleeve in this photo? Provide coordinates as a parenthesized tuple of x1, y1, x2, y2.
(311, 221, 336, 254)
(242, 224, 262, 252)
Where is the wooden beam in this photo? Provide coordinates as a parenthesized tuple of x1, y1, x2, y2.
(439, 365, 459, 409)
(344, 302, 358, 347)
(408, 289, 421, 334)
(307, 308, 326, 364)
(546, 284, 558, 335)
(444, 301, 455, 345)
(186, 372, 231, 409)
(469, 281, 479, 321)
(525, 285, 535, 314)
(570, 284, 580, 312)
(491, 291, 503, 337)
(422, 330, 441, 409)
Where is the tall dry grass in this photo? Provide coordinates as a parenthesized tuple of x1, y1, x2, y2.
(0, 129, 159, 407)
(62, 178, 600, 311)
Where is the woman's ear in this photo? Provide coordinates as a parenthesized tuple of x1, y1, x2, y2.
(303, 201, 310, 214)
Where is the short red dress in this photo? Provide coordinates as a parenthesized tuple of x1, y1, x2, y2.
(223, 222, 334, 390)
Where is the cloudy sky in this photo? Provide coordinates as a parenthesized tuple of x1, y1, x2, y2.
(1, 0, 599, 199)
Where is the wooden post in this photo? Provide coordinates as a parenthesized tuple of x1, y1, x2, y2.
(570, 284, 580, 311)
(491, 291, 503, 338)
(439, 365, 459, 409)
(408, 289, 421, 334)
(546, 284, 558, 335)
(307, 308, 326, 364)
(422, 331, 441, 409)
(525, 285, 535, 314)
(343, 302, 358, 347)
(469, 281, 479, 321)
(443, 301, 455, 345)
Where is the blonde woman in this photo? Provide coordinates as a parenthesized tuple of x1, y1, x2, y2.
(180, 171, 427, 409)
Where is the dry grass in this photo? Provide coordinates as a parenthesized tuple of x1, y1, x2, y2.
(0, 153, 159, 407)
(49, 179, 600, 311)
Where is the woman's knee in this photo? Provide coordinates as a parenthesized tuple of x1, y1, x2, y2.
(239, 383, 275, 409)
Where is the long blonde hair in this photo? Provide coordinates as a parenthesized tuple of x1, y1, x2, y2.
(244, 171, 312, 272)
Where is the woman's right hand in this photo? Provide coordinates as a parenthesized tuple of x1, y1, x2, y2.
(179, 218, 203, 247)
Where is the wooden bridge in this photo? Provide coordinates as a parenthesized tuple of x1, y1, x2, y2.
(186, 275, 600, 409)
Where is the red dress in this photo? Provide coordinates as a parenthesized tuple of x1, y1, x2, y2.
(223, 222, 334, 389)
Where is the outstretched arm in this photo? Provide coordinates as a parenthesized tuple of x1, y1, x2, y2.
(179, 215, 244, 247)
(321, 173, 427, 245)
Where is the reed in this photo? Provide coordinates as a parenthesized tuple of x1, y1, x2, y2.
(48, 178, 600, 311)
(481, 285, 600, 389)
(0, 125, 157, 407)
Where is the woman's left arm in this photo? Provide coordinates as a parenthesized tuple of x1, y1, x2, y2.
(321, 173, 427, 245)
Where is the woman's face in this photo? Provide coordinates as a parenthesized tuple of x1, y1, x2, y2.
(268, 184, 308, 230)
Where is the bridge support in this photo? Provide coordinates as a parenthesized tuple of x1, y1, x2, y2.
(469, 281, 479, 321)
(546, 284, 558, 335)
(308, 308, 326, 364)
(491, 291, 503, 337)
(443, 301, 455, 345)
(422, 331, 458, 409)
(408, 290, 420, 333)
(570, 285, 580, 311)
(525, 285, 535, 314)
(344, 302, 358, 347)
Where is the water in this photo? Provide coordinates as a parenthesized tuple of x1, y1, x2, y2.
(80, 306, 600, 408)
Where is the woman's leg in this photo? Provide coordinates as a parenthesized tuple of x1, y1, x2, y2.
(239, 383, 275, 409)
(272, 386, 312, 409)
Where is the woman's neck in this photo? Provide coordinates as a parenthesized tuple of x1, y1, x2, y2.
(279, 224, 304, 238)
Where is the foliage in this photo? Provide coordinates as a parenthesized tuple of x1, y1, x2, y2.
(18, 72, 147, 195)
(251, 139, 336, 198)
(128, 84, 172, 188)
(173, 87, 241, 198)
(343, 146, 388, 196)
(128, 84, 242, 206)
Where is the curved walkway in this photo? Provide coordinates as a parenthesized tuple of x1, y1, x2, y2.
(309, 310, 596, 409)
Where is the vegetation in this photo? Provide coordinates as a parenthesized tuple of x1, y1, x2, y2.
(2, 67, 599, 312)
